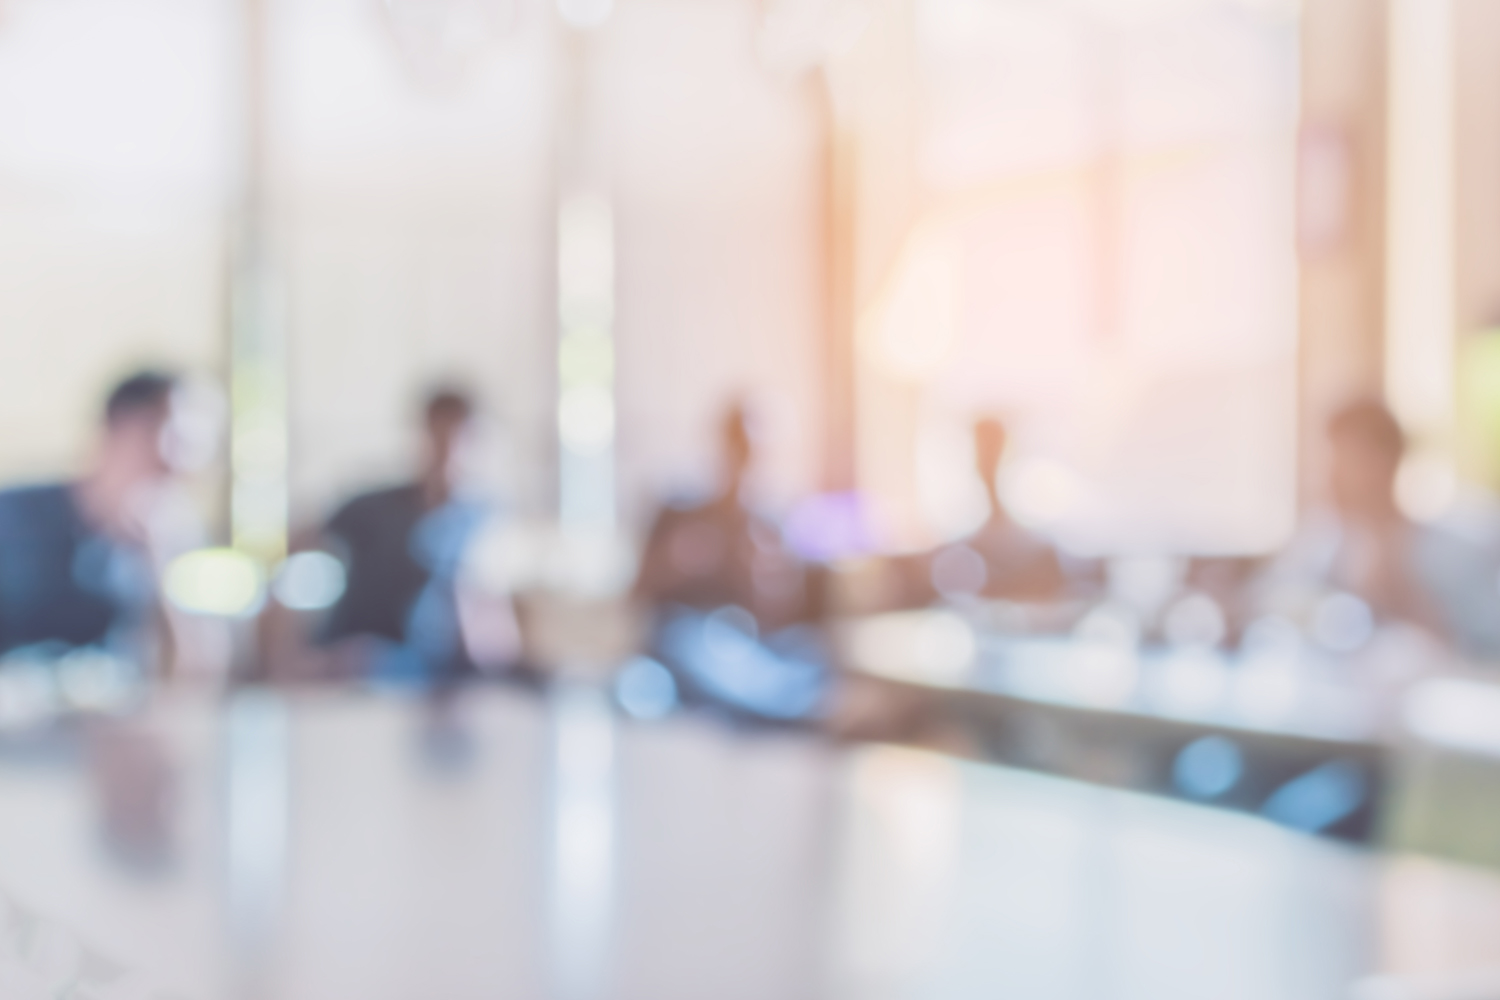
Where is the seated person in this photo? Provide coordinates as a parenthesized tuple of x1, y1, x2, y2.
(314, 388, 516, 687)
(0, 372, 188, 669)
(631, 403, 824, 720)
(1257, 399, 1499, 654)
(633, 403, 810, 631)
(931, 416, 1066, 603)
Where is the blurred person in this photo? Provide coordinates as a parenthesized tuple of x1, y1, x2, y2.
(0, 371, 194, 670)
(631, 402, 826, 721)
(633, 402, 810, 629)
(1321, 401, 1436, 626)
(1258, 399, 1500, 655)
(932, 416, 1066, 603)
(297, 387, 519, 688)
(0, 372, 206, 871)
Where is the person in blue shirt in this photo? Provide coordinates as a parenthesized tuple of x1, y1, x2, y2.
(630, 403, 827, 721)
(632, 403, 810, 630)
(0, 371, 180, 665)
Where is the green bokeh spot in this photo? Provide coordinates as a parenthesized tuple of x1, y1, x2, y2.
(1459, 331, 1500, 488)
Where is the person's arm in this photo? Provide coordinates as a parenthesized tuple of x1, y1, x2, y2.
(630, 507, 678, 608)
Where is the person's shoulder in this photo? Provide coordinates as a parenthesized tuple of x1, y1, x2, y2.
(0, 482, 74, 518)
(969, 515, 1048, 549)
(330, 483, 421, 522)
(0, 481, 71, 502)
(0, 482, 78, 541)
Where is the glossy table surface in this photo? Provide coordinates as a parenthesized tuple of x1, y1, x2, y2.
(838, 609, 1456, 743)
(2, 686, 1500, 1000)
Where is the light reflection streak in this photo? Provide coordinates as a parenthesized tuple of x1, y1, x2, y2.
(224, 689, 289, 998)
(1386, 0, 1456, 447)
(830, 747, 961, 993)
(557, 193, 616, 532)
(549, 680, 616, 1000)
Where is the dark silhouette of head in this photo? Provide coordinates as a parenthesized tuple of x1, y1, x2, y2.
(421, 386, 475, 493)
(105, 370, 175, 426)
(973, 416, 1008, 511)
(100, 370, 177, 480)
(720, 402, 755, 497)
(1327, 398, 1405, 521)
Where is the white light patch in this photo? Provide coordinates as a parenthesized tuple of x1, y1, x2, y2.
(272, 551, 347, 611)
(862, 227, 959, 383)
(165, 548, 266, 618)
(550, 682, 616, 999)
(1310, 592, 1374, 654)
(558, 386, 616, 455)
(558, 0, 612, 27)
(225, 689, 290, 967)
(1001, 458, 1085, 530)
(1396, 450, 1457, 523)
(614, 656, 678, 719)
(557, 192, 616, 529)
(1405, 679, 1500, 757)
(1386, 0, 1456, 444)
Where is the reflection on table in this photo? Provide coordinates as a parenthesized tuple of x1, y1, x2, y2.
(838, 609, 1487, 842)
(1, 688, 1500, 999)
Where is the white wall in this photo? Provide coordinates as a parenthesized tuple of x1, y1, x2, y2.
(0, 0, 841, 538)
(0, 0, 231, 488)
(273, 0, 559, 524)
(605, 0, 827, 527)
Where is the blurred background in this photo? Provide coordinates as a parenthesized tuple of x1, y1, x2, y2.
(6, 0, 1500, 997)
(1, 0, 1496, 556)
(0, 0, 1494, 551)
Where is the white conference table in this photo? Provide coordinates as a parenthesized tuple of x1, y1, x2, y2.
(1, 686, 1500, 1000)
(839, 609, 1426, 742)
(838, 610, 1479, 842)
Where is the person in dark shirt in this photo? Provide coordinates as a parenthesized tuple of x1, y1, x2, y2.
(318, 388, 491, 686)
(0, 372, 179, 662)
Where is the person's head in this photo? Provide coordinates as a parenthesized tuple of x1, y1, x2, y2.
(720, 402, 755, 493)
(99, 370, 177, 481)
(1328, 399, 1405, 519)
(973, 417, 1008, 500)
(421, 386, 475, 481)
